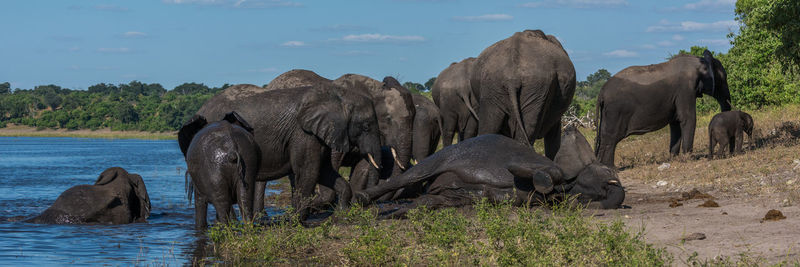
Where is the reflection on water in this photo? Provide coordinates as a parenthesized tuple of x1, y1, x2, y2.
(0, 137, 279, 265)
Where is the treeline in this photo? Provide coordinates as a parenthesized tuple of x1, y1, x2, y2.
(0, 81, 230, 132)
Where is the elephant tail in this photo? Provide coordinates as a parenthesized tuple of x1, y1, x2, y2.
(508, 83, 531, 146)
(235, 151, 248, 190)
(185, 171, 194, 204)
(594, 97, 604, 157)
(460, 92, 480, 122)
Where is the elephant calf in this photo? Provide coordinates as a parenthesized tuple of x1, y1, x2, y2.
(180, 112, 260, 229)
(26, 167, 151, 224)
(708, 110, 754, 159)
(355, 127, 624, 218)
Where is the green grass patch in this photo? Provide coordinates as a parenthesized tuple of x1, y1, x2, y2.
(205, 200, 672, 266)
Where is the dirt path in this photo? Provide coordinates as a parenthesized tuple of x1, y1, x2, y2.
(604, 180, 800, 264)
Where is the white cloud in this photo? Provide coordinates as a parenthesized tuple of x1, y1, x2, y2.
(672, 34, 684, 41)
(663, 0, 735, 11)
(337, 33, 425, 43)
(97, 47, 132, 54)
(452, 14, 513, 22)
(310, 24, 369, 32)
(603, 49, 638, 58)
(163, 0, 303, 8)
(698, 39, 730, 46)
(646, 20, 737, 32)
(520, 0, 628, 9)
(123, 31, 147, 38)
(657, 40, 674, 47)
(281, 41, 306, 47)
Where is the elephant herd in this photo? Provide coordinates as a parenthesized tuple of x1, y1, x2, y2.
(27, 29, 746, 228)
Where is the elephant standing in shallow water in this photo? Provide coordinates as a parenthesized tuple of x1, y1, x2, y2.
(355, 127, 624, 218)
(179, 112, 260, 229)
(595, 50, 732, 167)
(27, 167, 151, 224)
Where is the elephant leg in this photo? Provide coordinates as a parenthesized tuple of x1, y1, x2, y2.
(289, 141, 324, 221)
(349, 160, 371, 193)
(441, 115, 457, 147)
(462, 116, 479, 140)
(235, 179, 253, 223)
(708, 135, 716, 160)
(680, 117, 696, 154)
(669, 121, 682, 156)
(212, 200, 233, 226)
(252, 180, 266, 218)
(728, 136, 736, 156)
(195, 191, 208, 230)
(718, 137, 730, 158)
(543, 123, 561, 160)
(317, 161, 351, 211)
(477, 102, 506, 137)
(734, 129, 744, 154)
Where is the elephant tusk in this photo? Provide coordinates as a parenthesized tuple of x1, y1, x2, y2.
(368, 153, 380, 170)
(410, 158, 418, 165)
(608, 180, 620, 185)
(391, 147, 406, 171)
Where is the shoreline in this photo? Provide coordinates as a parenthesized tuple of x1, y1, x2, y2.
(0, 125, 176, 140)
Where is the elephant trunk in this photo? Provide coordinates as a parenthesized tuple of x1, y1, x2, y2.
(599, 184, 625, 209)
(359, 134, 383, 171)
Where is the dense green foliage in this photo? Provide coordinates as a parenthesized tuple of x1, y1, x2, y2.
(0, 81, 229, 132)
(206, 200, 671, 265)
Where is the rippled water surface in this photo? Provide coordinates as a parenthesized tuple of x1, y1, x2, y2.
(0, 137, 213, 265)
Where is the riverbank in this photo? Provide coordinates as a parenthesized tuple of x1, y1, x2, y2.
(0, 125, 176, 140)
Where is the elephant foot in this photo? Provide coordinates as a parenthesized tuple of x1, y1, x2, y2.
(353, 191, 370, 205)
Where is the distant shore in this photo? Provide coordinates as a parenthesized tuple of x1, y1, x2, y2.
(0, 124, 176, 140)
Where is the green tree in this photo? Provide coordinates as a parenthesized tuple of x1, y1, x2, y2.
(424, 77, 436, 91)
(0, 82, 10, 94)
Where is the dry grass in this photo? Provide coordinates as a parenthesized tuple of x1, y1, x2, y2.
(589, 105, 800, 202)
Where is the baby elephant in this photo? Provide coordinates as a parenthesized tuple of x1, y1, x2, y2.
(27, 167, 151, 224)
(179, 111, 260, 229)
(708, 110, 754, 159)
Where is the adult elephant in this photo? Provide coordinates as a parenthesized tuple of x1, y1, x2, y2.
(595, 50, 732, 167)
(471, 29, 576, 159)
(27, 167, 151, 224)
(182, 83, 383, 221)
(432, 57, 478, 147)
(354, 127, 624, 217)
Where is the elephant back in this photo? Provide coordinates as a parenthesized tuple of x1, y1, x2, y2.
(265, 69, 333, 90)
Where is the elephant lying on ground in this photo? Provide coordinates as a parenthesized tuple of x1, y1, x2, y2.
(186, 82, 383, 221)
(432, 57, 478, 147)
(708, 110, 753, 159)
(355, 127, 624, 217)
(180, 112, 260, 229)
(27, 167, 151, 224)
(595, 50, 732, 167)
(472, 29, 576, 160)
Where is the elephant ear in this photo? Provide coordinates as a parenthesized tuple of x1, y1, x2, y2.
(554, 126, 598, 180)
(128, 173, 151, 220)
(701, 50, 716, 96)
(297, 90, 350, 152)
(507, 163, 560, 194)
(95, 167, 126, 185)
(222, 111, 254, 134)
(178, 115, 208, 157)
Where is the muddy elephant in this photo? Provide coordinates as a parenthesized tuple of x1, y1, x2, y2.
(182, 83, 383, 221)
(432, 57, 479, 147)
(354, 127, 624, 217)
(595, 50, 732, 167)
(708, 110, 753, 159)
(471, 30, 576, 159)
(27, 167, 151, 224)
(179, 112, 260, 229)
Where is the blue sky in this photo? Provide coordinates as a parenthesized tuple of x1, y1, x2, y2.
(0, 0, 738, 90)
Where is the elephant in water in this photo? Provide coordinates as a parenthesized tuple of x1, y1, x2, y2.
(471, 29, 577, 160)
(595, 50, 732, 167)
(354, 127, 624, 217)
(708, 110, 753, 159)
(27, 167, 151, 224)
(432, 57, 479, 147)
(179, 111, 260, 229)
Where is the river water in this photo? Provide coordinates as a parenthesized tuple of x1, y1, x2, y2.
(0, 137, 250, 265)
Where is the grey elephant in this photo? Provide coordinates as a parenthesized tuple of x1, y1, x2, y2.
(411, 93, 442, 162)
(179, 112, 260, 229)
(595, 50, 732, 167)
(182, 82, 383, 221)
(472, 29, 577, 159)
(708, 110, 753, 159)
(354, 127, 624, 217)
(27, 167, 151, 224)
(432, 57, 479, 147)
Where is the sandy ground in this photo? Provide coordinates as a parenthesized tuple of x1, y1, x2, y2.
(603, 179, 800, 264)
